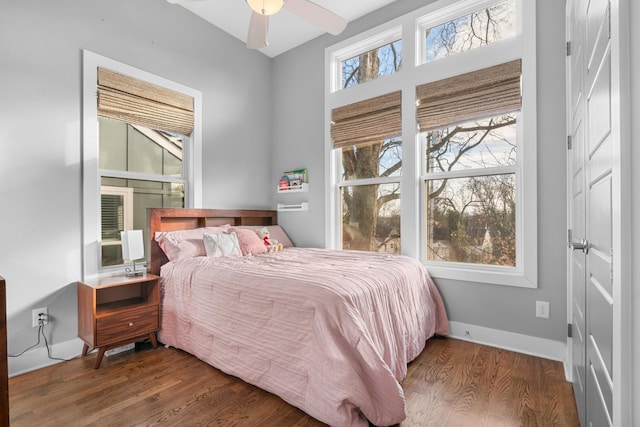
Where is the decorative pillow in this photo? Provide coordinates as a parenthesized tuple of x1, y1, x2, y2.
(236, 225, 294, 247)
(154, 226, 230, 261)
(203, 232, 242, 257)
(230, 228, 268, 255)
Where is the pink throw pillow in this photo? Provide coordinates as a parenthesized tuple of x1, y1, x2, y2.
(230, 228, 268, 255)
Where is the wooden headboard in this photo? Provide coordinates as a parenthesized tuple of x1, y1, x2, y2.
(147, 208, 278, 275)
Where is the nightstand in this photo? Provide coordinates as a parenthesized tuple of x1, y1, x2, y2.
(78, 273, 160, 369)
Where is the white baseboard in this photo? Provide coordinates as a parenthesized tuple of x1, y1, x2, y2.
(448, 321, 567, 364)
(8, 338, 85, 377)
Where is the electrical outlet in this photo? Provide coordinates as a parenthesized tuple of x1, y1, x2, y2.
(32, 307, 48, 327)
(536, 301, 549, 319)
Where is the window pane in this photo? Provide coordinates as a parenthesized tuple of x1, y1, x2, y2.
(424, 0, 516, 62)
(425, 174, 515, 266)
(342, 39, 402, 89)
(342, 138, 402, 181)
(99, 117, 183, 177)
(425, 115, 516, 174)
(341, 183, 400, 253)
(128, 125, 163, 175)
(101, 194, 125, 242)
(162, 132, 183, 177)
(99, 117, 127, 170)
(100, 177, 185, 266)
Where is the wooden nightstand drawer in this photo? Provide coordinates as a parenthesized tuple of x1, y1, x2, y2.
(96, 306, 159, 346)
(78, 273, 160, 368)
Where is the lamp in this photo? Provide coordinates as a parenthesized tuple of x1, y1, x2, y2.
(246, 0, 285, 16)
(121, 230, 145, 277)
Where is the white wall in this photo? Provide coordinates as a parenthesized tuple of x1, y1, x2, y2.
(629, 0, 639, 423)
(272, 0, 569, 345)
(0, 0, 273, 367)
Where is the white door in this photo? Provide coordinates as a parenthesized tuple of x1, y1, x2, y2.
(567, 0, 587, 423)
(567, 0, 618, 425)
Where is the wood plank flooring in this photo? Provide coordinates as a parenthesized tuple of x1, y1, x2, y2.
(8, 337, 579, 426)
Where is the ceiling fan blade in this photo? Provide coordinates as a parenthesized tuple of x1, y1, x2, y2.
(284, 0, 347, 35)
(247, 11, 270, 49)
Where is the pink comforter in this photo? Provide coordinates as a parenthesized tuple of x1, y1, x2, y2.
(158, 248, 448, 426)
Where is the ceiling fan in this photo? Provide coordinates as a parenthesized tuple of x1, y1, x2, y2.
(245, 0, 347, 49)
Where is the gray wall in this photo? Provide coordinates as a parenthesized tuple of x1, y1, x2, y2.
(272, 0, 569, 343)
(2, 0, 636, 417)
(0, 0, 273, 356)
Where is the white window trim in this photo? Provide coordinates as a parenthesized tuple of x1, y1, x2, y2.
(325, 0, 536, 288)
(82, 50, 203, 280)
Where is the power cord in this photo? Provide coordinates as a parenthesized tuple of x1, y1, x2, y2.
(9, 318, 80, 362)
(8, 324, 43, 358)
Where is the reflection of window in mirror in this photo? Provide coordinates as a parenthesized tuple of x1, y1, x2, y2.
(100, 186, 133, 267)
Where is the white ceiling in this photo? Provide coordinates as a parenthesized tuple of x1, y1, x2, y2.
(168, 0, 397, 57)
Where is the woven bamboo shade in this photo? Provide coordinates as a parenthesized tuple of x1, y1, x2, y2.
(416, 59, 521, 131)
(98, 68, 194, 136)
(331, 91, 402, 149)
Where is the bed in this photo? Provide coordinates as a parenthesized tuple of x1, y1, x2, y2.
(148, 208, 448, 427)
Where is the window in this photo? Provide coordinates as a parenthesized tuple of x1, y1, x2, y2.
(326, 0, 536, 287)
(417, 59, 522, 269)
(420, 0, 516, 63)
(98, 117, 186, 267)
(331, 90, 402, 254)
(423, 115, 518, 266)
(339, 142, 402, 253)
(330, 27, 402, 93)
(82, 50, 202, 278)
(340, 39, 402, 89)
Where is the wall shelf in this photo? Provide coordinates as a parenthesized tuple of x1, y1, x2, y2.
(277, 202, 309, 212)
(277, 183, 309, 193)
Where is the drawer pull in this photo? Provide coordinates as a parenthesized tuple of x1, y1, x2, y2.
(128, 322, 134, 327)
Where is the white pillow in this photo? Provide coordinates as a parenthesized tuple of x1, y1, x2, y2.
(154, 225, 230, 261)
(203, 232, 242, 257)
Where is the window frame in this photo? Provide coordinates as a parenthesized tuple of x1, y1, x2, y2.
(335, 138, 403, 251)
(416, 0, 521, 65)
(325, 0, 537, 287)
(420, 113, 531, 286)
(329, 26, 403, 93)
(82, 50, 203, 280)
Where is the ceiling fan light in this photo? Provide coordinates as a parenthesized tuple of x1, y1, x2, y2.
(246, 0, 285, 16)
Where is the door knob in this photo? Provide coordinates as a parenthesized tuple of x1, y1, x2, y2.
(569, 238, 589, 253)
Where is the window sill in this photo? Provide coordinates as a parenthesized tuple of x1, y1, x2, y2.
(425, 262, 537, 288)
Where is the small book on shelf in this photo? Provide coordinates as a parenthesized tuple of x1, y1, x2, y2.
(279, 168, 307, 190)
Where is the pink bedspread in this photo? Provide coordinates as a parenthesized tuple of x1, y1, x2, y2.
(158, 248, 448, 426)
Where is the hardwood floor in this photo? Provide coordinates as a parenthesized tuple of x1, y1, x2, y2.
(9, 337, 579, 426)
